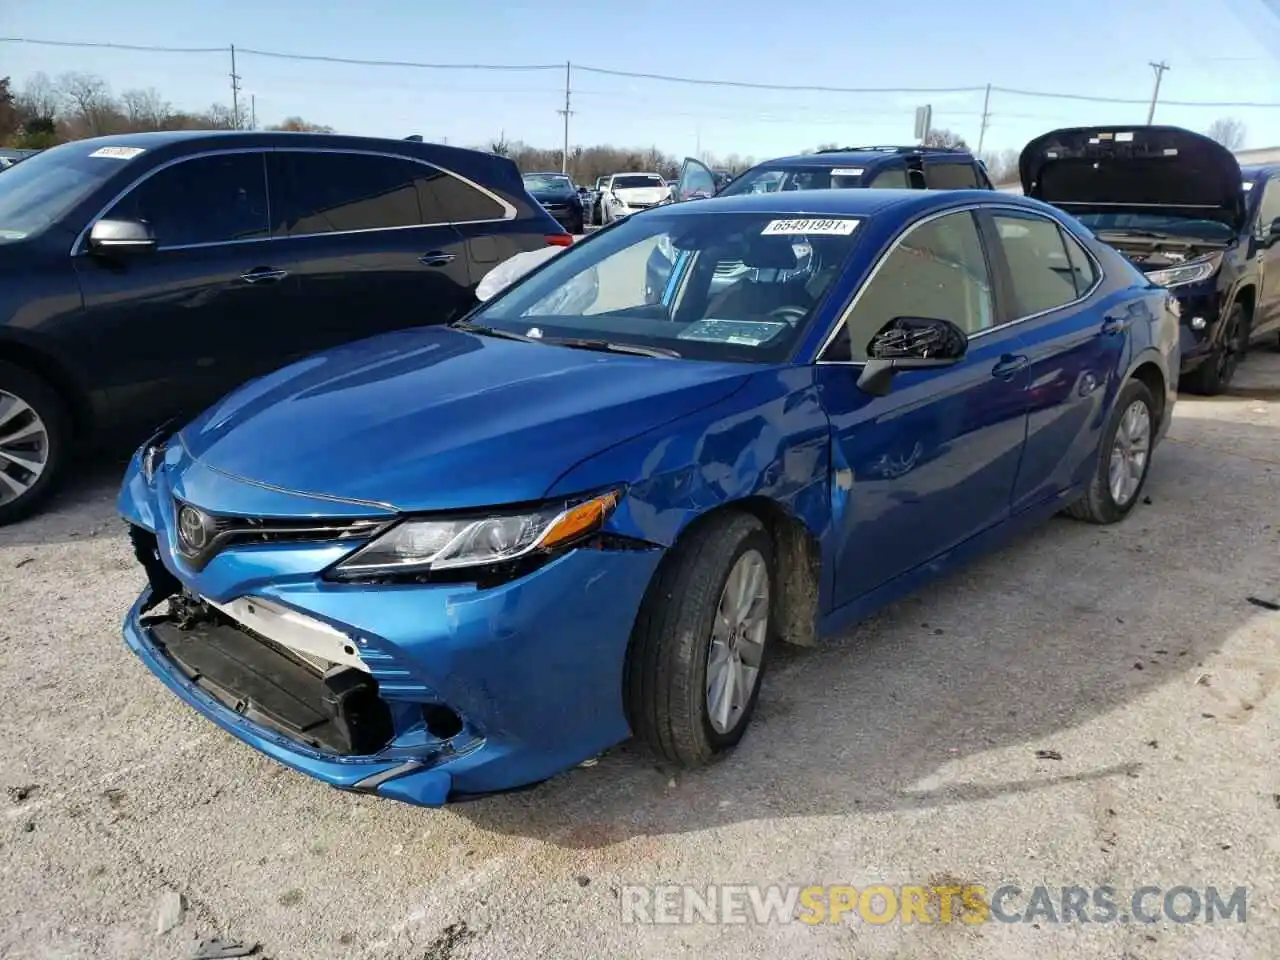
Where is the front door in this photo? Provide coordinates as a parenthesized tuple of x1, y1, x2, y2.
(72, 150, 294, 434)
(676, 157, 718, 202)
(816, 207, 1030, 608)
(265, 149, 474, 361)
(1252, 178, 1280, 338)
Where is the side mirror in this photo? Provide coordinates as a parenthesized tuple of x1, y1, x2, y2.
(88, 218, 157, 255)
(1268, 217, 1280, 243)
(855, 316, 968, 397)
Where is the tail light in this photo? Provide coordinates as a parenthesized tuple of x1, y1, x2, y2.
(545, 234, 574, 247)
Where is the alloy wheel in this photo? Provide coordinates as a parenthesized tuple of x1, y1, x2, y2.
(705, 549, 769, 735)
(0, 389, 50, 506)
(1217, 312, 1243, 384)
(1108, 399, 1151, 507)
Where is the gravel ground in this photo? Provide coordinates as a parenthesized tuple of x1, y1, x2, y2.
(1, 350, 1278, 960)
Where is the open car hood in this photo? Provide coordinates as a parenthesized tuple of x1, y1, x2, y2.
(1019, 125, 1246, 231)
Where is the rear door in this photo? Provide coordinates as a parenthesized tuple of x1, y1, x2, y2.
(72, 150, 294, 431)
(980, 208, 1121, 513)
(266, 149, 473, 360)
(676, 157, 718, 201)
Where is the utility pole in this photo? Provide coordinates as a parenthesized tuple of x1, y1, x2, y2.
(229, 44, 242, 129)
(250, 94, 256, 131)
(696, 120, 701, 161)
(976, 83, 992, 154)
(1147, 60, 1169, 124)
(557, 62, 573, 174)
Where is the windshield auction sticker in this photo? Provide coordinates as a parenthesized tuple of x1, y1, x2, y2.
(761, 218, 859, 236)
(88, 146, 146, 160)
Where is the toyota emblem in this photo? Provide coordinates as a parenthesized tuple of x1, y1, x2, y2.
(177, 505, 211, 552)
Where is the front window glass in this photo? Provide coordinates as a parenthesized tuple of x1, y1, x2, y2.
(467, 211, 864, 363)
(0, 143, 126, 242)
(838, 210, 993, 361)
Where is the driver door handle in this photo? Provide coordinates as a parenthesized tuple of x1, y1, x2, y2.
(419, 252, 456, 267)
(991, 354, 1029, 380)
(1100, 312, 1131, 336)
(239, 267, 288, 284)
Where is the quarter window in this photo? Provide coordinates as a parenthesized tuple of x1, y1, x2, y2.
(993, 213, 1084, 315)
(835, 210, 995, 361)
(106, 153, 269, 248)
(428, 172, 509, 222)
(1256, 180, 1280, 237)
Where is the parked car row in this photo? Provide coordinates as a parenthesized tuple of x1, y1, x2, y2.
(2, 122, 1276, 814)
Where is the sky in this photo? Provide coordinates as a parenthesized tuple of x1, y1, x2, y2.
(4, 0, 1280, 165)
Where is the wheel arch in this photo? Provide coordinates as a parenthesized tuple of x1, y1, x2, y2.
(1126, 358, 1168, 437)
(0, 336, 93, 439)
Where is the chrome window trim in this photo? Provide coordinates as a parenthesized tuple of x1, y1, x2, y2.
(813, 202, 1104, 365)
(71, 144, 516, 256)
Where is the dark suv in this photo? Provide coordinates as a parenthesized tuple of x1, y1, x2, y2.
(645, 146, 994, 302)
(670, 145, 995, 201)
(0, 130, 570, 524)
(1020, 125, 1280, 395)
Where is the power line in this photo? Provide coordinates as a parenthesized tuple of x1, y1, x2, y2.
(4, 37, 1280, 108)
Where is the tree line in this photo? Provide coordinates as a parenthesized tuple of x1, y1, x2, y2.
(0, 71, 333, 147)
(1, 70, 1250, 189)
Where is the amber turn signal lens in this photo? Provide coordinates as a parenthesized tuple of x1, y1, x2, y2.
(540, 490, 621, 549)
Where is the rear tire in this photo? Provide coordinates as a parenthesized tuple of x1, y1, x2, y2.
(623, 511, 775, 768)
(1064, 378, 1156, 525)
(1181, 304, 1248, 395)
(0, 361, 71, 526)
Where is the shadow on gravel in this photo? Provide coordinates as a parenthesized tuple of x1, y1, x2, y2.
(456, 414, 1278, 849)
(0, 452, 131, 548)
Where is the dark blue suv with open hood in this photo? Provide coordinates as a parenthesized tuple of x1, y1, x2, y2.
(1020, 125, 1280, 394)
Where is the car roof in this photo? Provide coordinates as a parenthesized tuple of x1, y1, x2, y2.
(752, 146, 975, 168)
(655, 187, 1002, 219)
(523, 171, 571, 176)
(611, 171, 664, 177)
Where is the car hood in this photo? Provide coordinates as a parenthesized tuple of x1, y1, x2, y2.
(1019, 125, 1246, 231)
(612, 186, 668, 205)
(177, 327, 753, 513)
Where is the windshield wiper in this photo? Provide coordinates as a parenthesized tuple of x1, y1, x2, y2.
(1094, 228, 1176, 240)
(449, 320, 541, 343)
(540, 337, 682, 359)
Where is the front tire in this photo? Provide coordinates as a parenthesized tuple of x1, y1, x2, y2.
(1181, 304, 1248, 395)
(1064, 378, 1156, 525)
(0, 361, 71, 526)
(624, 512, 775, 768)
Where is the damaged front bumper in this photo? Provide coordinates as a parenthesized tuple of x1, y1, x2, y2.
(118, 446, 664, 807)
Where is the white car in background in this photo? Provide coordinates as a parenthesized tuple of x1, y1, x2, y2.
(599, 172, 668, 224)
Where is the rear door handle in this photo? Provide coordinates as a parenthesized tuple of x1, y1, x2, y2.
(418, 252, 456, 267)
(991, 354, 1029, 380)
(239, 267, 288, 284)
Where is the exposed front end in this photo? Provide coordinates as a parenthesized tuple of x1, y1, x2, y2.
(118, 436, 663, 807)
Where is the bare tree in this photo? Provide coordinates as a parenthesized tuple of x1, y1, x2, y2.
(18, 72, 59, 122)
(1205, 117, 1246, 151)
(120, 88, 171, 131)
(267, 116, 334, 133)
(57, 71, 114, 136)
(201, 103, 238, 129)
(923, 128, 968, 149)
(979, 148, 1021, 185)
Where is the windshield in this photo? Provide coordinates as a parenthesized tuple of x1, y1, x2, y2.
(0, 144, 125, 242)
(720, 165, 868, 197)
(612, 175, 664, 190)
(464, 210, 864, 363)
(523, 174, 573, 192)
(1075, 212, 1236, 242)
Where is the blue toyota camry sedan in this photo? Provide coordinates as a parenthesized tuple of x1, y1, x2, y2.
(118, 188, 1180, 807)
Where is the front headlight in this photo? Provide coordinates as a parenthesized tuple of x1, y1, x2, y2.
(329, 488, 622, 579)
(1145, 252, 1223, 288)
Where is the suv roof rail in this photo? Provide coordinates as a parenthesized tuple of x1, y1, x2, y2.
(816, 144, 969, 155)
